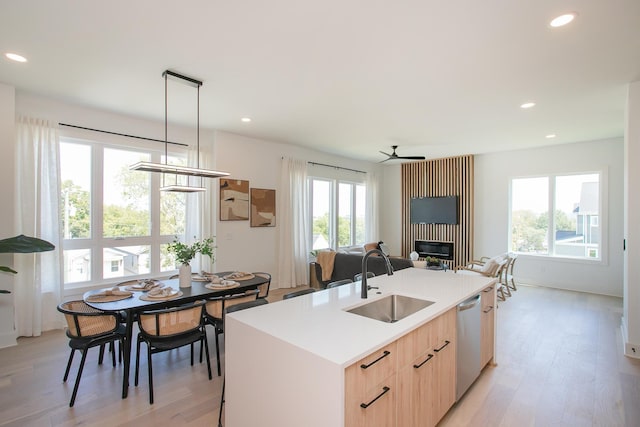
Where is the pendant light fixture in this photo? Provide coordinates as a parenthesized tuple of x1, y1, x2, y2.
(130, 70, 229, 192)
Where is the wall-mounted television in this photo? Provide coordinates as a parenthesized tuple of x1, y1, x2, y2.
(410, 196, 458, 225)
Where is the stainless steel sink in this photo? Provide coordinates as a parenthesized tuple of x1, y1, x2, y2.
(345, 295, 435, 323)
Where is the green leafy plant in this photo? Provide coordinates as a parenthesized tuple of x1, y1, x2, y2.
(167, 237, 215, 266)
(425, 256, 441, 265)
(0, 234, 55, 294)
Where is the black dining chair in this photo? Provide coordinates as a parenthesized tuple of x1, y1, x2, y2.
(134, 300, 212, 404)
(203, 290, 260, 376)
(282, 288, 316, 299)
(57, 300, 126, 407)
(218, 298, 269, 427)
(253, 272, 272, 300)
(326, 279, 353, 289)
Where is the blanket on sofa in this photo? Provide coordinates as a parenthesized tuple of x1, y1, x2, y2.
(316, 250, 336, 281)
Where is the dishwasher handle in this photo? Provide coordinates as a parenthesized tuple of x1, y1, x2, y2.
(457, 294, 480, 312)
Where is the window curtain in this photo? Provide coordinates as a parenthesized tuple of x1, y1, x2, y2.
(277, 158, 310, 288)
(14, 117, 63, 336)
(184, 142, 209, 273)
(365, 171, 380, 243)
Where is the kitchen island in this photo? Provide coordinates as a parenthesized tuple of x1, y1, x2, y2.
(225, 267, 497, 427)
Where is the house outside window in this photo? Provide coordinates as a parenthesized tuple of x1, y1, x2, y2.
(60, 138, 187, 288)
(510, 172, 601, 260)
(309, 177, 366, 252)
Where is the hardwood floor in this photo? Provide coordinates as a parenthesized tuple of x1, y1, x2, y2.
(0, 285, 638, 426)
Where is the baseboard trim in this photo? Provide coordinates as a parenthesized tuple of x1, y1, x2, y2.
(0, 330, 17, 349)
(620, 317, 640, 359)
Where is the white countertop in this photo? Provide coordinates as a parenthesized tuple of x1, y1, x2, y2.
(228, 267, 496, 367)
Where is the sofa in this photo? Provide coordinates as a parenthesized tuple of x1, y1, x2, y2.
(310, 252, 414, 289)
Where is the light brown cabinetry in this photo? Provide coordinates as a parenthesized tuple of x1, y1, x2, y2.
(480, 284, 496, 367)
(397, 308, 456, 427)
(345, 342, 397, 427)
(346, 309, 456, 427)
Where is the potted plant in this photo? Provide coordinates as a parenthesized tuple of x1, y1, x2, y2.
(425, 256, 442, 268)
(0, 234, 55, 294)
(167, 237, 215, 288)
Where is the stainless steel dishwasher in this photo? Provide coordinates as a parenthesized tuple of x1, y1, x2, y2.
(456, 293, 481, 401)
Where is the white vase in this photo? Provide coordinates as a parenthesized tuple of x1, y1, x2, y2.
(179, 263, 192, 288)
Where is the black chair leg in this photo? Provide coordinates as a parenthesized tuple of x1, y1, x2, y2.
(147, 344, 154, 404)
(69, 349, 89, 407)
(63, 349, 75, 382)
(98, 343, 105, 365)
(135, 337, 141, 386)
(203, 332, 212, 380)
(190, 342, 194, 366)
(218, 377, 225, 427)
(110, 341, 116, 367)
(214, 328, 221, 376)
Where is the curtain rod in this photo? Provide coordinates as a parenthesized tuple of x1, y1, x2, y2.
(58, 123, 189, 147)
(308, 161, 366, 174)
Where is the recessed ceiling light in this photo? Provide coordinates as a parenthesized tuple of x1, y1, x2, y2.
(550, 12, 577, 28)
(546, 134, 556, 139)
(241, 117, 251, 123)
(520, 102, 536, 109)
(5, 52, 27, 63)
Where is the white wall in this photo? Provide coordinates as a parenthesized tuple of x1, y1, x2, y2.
(380, 138, 625, 297)
(475, 138, 624, 297)
(623, 81, 640, 357)
(0, 83, 16, 348)
(212, 130, 380, 288)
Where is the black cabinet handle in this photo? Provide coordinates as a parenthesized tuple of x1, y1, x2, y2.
(360, 350, 391, 369)
(413, 353, 434, 369)
(433, 340, 450, 352)
(483, 286, 494, 292)
(483, 306, 494, 313)
(360, 386, 390, 409)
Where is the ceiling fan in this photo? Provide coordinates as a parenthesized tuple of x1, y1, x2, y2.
(379, 145, 426, 163)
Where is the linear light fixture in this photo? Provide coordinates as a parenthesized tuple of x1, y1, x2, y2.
(129, 70, 229, 191)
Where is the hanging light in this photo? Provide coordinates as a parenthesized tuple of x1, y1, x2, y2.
(130, 70, 229, 192)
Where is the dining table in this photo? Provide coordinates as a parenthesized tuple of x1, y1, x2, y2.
(83, 271, 269, 399)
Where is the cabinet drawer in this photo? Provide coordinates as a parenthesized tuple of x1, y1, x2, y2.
(396, 320, 435, 367)
(345, 374, 397, 427)
(346, 341, 397, 396)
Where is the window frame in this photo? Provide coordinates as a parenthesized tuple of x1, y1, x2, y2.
(60, 135, 188, 290)
(308, 175, 367, 253)
(508, 170, 607, 264)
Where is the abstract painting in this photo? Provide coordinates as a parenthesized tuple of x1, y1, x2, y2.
(250, 188, 276, 227)
(219, 179, 249, 220)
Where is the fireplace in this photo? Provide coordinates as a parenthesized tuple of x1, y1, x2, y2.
(414, 240, 454, 260)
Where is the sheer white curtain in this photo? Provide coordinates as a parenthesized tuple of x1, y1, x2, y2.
(365, 171, 380, 242)
(14, 117, 63, 336)
(277, 158, 310, 288)
(183, 143, 210, 273)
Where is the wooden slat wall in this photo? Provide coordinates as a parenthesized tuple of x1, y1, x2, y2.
(401, 155, 474, 269)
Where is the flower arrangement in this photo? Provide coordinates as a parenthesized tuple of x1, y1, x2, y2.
(167, 236, 215, 266)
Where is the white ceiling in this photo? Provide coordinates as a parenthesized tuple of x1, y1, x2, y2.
(1, 0, 639, 163)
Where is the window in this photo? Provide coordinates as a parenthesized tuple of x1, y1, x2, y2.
(309, 177, 366, 251)
(510, 173, 601, 259)
(60, 139, 188, 288)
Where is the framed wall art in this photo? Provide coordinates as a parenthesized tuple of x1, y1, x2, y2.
(219, 179, 250, 221)
(250, 188, 276, 227)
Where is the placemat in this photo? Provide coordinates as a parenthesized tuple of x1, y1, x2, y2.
(86, 292, 133, 303)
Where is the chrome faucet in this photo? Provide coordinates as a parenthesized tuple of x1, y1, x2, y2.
(361, 249, 394, 299)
